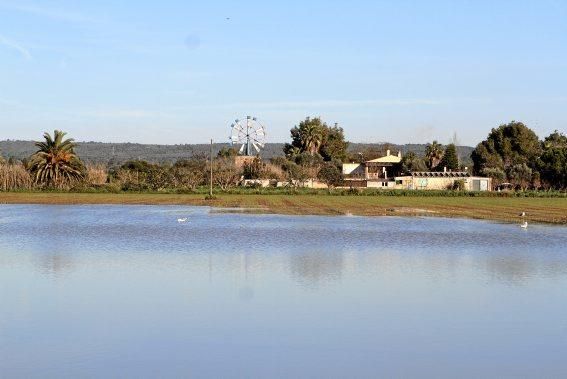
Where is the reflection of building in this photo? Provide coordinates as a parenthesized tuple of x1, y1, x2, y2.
(343, 150, 402, 188)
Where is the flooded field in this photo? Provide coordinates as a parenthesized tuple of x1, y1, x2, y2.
(1, 205, 566, 378)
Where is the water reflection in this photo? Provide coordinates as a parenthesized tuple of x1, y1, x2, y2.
(1, 205, 567, 378)
(483, 254, 567, 284)
(0, 205, 566, 287)
(36, 253, 75, 278)
(289, 250, 344, 288)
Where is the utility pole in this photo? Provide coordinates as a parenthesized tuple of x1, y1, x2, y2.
(209, 139, 213, 197)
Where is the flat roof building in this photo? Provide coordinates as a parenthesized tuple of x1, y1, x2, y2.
(395, 171, 492, 191)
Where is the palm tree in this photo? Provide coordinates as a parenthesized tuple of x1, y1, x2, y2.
(28, 130, 85, 187)
(425, 140, 444, 170)
(286, 145, 302, 158)
(301, 122, 325, 155)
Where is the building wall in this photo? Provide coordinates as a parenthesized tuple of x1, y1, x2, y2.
(242, 179, 273, 187)
(343, 163, 363, 175)
(412, 177, 458, 190)
(275, 179, 329, 189)
(393, 176, 492, 191)
(469, 177, 492, 191)
(394, 177, 413, 189)
(367, 180, 396, 189)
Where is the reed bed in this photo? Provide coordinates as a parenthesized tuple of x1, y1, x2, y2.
(0, 164, 33, 191)
(86, 164, 109, 186)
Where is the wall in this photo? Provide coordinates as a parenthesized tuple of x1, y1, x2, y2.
(367, 180, 396, 189)
(343, 163, 363, 176)
(393, 176, 491, 191)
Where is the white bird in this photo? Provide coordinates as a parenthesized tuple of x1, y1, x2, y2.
(520, 221, 528, 228)
(177, 218, 188, 223)
(519, 211, 526, 217)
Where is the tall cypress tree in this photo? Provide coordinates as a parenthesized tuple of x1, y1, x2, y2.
(439, 143, 459, 171)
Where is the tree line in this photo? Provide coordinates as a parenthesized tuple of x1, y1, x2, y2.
(471, 122, 566, 190)
(0, 128, 344, 191)
(0, 119, 565, 191)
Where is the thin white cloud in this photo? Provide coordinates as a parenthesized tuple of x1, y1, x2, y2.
(224, 98, 446, 110)
(0, 1, 96, 24)
(78, 109, 161, 119)
(0, 34, 31, 59)
(133, 98, 449, 114)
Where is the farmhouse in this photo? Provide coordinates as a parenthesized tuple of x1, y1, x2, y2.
(342, 150, 402, 188)
(342, 150, 492, 191)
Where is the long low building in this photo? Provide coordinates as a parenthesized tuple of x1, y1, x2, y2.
(394, 172, 492, 191)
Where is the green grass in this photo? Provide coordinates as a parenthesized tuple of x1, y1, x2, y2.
(1, 191, 566, 225)
(14, 184, 567, 198)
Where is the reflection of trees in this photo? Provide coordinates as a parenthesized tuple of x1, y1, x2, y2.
(37, 253, 74, 277)
(289, 250, 344, 288)
(484, 256, 533, 284)
(483, 254, 567, 285)
(28, 207, 76, 277)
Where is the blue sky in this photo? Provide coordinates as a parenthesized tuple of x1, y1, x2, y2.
(0, 0, 566, 145)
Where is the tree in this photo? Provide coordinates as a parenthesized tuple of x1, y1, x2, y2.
(481, 167, 506, 187)
(172, 158, 206, 190)
(284, 117, 348, 162)
(294, 151, 324, 167)
(439, 143, 459, 171)
(543, 130, 567, 149)
(284, 117, 325, 157)
(217, 146, 238, 158)
(538, 147, 567, 189)
(507, 163, 532, 190)
(293, 152, 324, 179)
(400, 151, 427, 173)
(471, 121, 542, 176)
(211, 158, 241, 190)
(27, 130, 85, 188)
(282, 161, 309, 188)
(425, 141, 444, 170)
(302, 119, 325, 155)
(317, 162, 343, 190)
(242, 157, 264, 180)
(319, 124, 349, 162)
(537, 131, 567, 189)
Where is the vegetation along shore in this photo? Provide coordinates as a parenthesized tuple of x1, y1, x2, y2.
(0, 118, 565, 225)
(1, 191, 565, 225)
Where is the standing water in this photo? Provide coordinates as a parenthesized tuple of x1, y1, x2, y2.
(1, 205, 566, 378)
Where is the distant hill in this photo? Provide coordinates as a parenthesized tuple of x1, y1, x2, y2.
(0, 140, 474, 167)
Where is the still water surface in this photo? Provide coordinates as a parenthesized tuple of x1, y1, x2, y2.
(1, 205, 566, 378)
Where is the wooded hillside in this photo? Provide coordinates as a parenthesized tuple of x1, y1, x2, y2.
(0, 140, 474, 167)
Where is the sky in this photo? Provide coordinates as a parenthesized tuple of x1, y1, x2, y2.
(0, 0, 566, 146)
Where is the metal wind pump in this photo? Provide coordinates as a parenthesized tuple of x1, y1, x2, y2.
(229, 116, 267, 156)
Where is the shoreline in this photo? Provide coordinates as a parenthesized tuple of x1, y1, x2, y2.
(1, 192, 566, 225)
